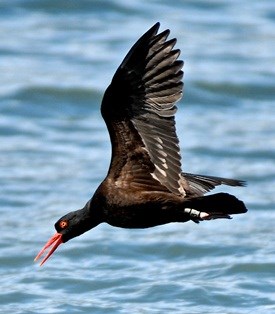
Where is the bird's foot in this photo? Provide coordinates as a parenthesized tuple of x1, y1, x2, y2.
(184, 208, 232, 222)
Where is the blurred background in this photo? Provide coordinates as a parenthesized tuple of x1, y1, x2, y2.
(1, 1, 275, 313)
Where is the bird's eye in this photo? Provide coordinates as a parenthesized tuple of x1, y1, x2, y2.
(59, 220, 68, 229)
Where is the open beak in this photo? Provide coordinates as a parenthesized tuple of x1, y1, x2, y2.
(34, 233, 63, 266)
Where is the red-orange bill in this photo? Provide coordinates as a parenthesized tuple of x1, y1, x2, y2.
(34, 233, 63, 266)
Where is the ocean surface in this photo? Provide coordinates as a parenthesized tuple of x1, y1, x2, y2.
(1, 1, 275, 313)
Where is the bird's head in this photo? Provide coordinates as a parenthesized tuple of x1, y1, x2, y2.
(34, 206, 101, 266)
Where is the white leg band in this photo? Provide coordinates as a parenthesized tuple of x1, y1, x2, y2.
(184, 208, 201, 218)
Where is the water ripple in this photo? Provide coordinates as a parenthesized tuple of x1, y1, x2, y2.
(1, 1, 275, 313)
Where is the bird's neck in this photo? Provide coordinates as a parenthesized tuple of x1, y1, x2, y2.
(82, 198, 104, 228)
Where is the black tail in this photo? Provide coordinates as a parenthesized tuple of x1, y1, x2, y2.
(184, 193, 247, 221)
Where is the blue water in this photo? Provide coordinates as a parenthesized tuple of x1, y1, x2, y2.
(1, 1, 275, 313)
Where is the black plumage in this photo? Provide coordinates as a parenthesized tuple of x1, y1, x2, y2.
(35, 23, 247, 266)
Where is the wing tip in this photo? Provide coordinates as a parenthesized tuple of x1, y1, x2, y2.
(147, 22, 161, 37)
(153, 21, 161, 30)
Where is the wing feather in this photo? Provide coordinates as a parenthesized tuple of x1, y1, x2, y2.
(181, 172, 245, 196)
(101, 23, 184, 195)
(100, 22, 245, 197)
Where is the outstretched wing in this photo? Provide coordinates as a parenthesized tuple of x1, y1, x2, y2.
(101, 22, 184, 195)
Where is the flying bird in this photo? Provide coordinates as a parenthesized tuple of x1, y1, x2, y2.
(35, 22, 247, 266)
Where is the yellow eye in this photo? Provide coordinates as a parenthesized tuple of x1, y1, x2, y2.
(59, 220, 68, 229)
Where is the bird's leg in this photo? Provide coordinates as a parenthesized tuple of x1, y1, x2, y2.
(184, 208, 210, 220)
(183, 207, 232, 222)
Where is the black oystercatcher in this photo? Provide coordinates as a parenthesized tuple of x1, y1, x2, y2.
(35, 23, 247, 266)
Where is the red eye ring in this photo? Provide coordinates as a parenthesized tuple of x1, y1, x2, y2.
(59, 220, 68, 229)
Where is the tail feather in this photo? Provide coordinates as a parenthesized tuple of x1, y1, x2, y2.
(182, 172, 246, 196)
(184, 192, 247, 219)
